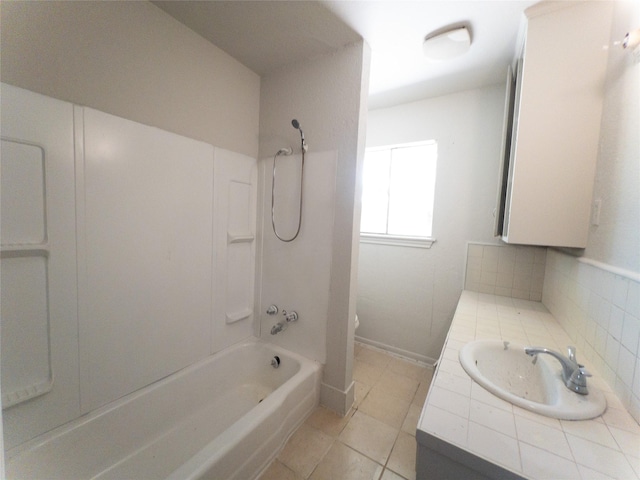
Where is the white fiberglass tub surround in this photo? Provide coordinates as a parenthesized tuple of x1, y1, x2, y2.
(6, 338, 321, 480)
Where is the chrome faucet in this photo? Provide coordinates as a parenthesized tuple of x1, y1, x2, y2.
(270, 310, 299, 335)
(524, 345, 591, 395)
(270, 321, 287, 335)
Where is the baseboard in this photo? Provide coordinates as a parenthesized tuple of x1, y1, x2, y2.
(354, 336, 437, 366)
(319, 380, 355, 417)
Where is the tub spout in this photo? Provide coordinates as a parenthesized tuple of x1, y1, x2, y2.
(270, 321, 287, 335)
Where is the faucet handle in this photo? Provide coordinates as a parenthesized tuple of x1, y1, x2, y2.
(567, 346, 577, 363)
(577, 366, 591, 377)
(568, 366, 591, 395)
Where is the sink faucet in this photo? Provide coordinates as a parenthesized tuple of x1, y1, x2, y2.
(524, 346, 591, 395)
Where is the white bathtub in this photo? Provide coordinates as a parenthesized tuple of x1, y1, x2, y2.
(5, 338, 321, 479)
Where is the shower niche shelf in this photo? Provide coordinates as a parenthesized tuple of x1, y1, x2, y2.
(1, 138, 54, 409)
(212, 151, 257, 352)
(225, 309, 253, 324)
(227, 233, 255, 244)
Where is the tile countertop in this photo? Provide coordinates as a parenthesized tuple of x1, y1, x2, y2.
(417, 291, 640, 480)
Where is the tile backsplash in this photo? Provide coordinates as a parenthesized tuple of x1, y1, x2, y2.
(464, 244, 640, 424)
(543, 249, 640, 424)
(464, 243, 546, 301)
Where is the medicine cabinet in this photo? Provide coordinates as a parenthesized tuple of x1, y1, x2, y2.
(495, 1, 613, 248)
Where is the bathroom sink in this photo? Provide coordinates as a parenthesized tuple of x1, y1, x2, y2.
(459, 340, 606, 420)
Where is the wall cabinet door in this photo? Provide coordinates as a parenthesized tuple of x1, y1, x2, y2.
(499, 1, 613, 248)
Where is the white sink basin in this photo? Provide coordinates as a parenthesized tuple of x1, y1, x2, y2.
(459, 340, 606, 420)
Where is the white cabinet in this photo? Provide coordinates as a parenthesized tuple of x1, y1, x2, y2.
(496, 1, 613, 248)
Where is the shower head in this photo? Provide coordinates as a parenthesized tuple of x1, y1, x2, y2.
(291, 119, 308, 152)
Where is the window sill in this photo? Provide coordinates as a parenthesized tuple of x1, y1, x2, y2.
(359, 234, 436, 249)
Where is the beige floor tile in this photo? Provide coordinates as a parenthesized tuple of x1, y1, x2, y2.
(412, 380, 430, 407)
(354, 381, 371, 409)
(380, 468, 407, 480)
(421, 366, 434, 385)
(339, 411, 399, 465)
(359, 387, 412, 429)
(278, 424, 334, 478)
(306, 405, 355, 437)
(386, 357, 428, 382)
(258, 460, 303, 480)
(353, 359, 385, 386)
(386, 431, 417, 480)
(401, 403, 421, 436)
(355, 342, 364, 357)
(309, 442, 384, 480)
(375, 371, 419, 402)
(357, 346, 392, 369)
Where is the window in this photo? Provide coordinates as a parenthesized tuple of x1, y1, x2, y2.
(360, 141, 437, 247)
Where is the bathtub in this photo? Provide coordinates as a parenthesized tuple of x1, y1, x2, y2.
(5, 338, 321, 479)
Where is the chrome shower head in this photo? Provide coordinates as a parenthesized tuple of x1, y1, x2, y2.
(291, 119, 308, 152)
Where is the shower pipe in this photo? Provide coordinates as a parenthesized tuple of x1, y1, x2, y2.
(271, 119, 308, 242)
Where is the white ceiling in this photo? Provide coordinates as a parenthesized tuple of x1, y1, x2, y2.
(154, 0, 538, 109)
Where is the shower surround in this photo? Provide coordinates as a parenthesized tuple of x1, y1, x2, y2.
(2, 84, 276, 460)
(1, 1, 371, 469)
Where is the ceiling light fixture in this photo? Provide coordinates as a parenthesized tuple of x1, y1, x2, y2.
(423, 25, 471, 61)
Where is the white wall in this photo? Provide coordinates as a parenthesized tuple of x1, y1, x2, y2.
(584, 0, 640, 274)
(359, 84, 506, 363)
(541, 0, 640, 423)
(257, 41, 370, 414)
(0, 1, 260, 158)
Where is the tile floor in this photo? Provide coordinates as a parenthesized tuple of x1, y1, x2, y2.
(259, 343, 434, 480)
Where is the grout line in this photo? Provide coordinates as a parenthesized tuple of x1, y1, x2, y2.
(266, 346, 428, 480)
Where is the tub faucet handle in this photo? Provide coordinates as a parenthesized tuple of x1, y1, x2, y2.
(266, 305, 279, 315)
(283, 310, 298, 323)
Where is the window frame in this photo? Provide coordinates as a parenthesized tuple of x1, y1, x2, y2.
(359, 140, 437, 249)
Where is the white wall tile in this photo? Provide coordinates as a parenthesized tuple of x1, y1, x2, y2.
(465, 243, 546, 301)
(634, 357, 640, 399)
(609, 306, 625, 341)
(543, 249, 640, 425)
(613, 276, 630, 309)
(622, 315, 640, 355)
(618, 347, 636, 389)
(628, 282, 640, 319)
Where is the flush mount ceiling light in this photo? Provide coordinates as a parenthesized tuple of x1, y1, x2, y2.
(423, 25, 471, 60)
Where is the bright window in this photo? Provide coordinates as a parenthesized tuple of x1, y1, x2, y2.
(360, 141, 437, 246)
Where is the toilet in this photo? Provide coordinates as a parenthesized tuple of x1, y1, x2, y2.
(354, 314, 360, 330)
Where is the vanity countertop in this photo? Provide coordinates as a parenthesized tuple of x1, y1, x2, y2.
(417, 291, 640, 479)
